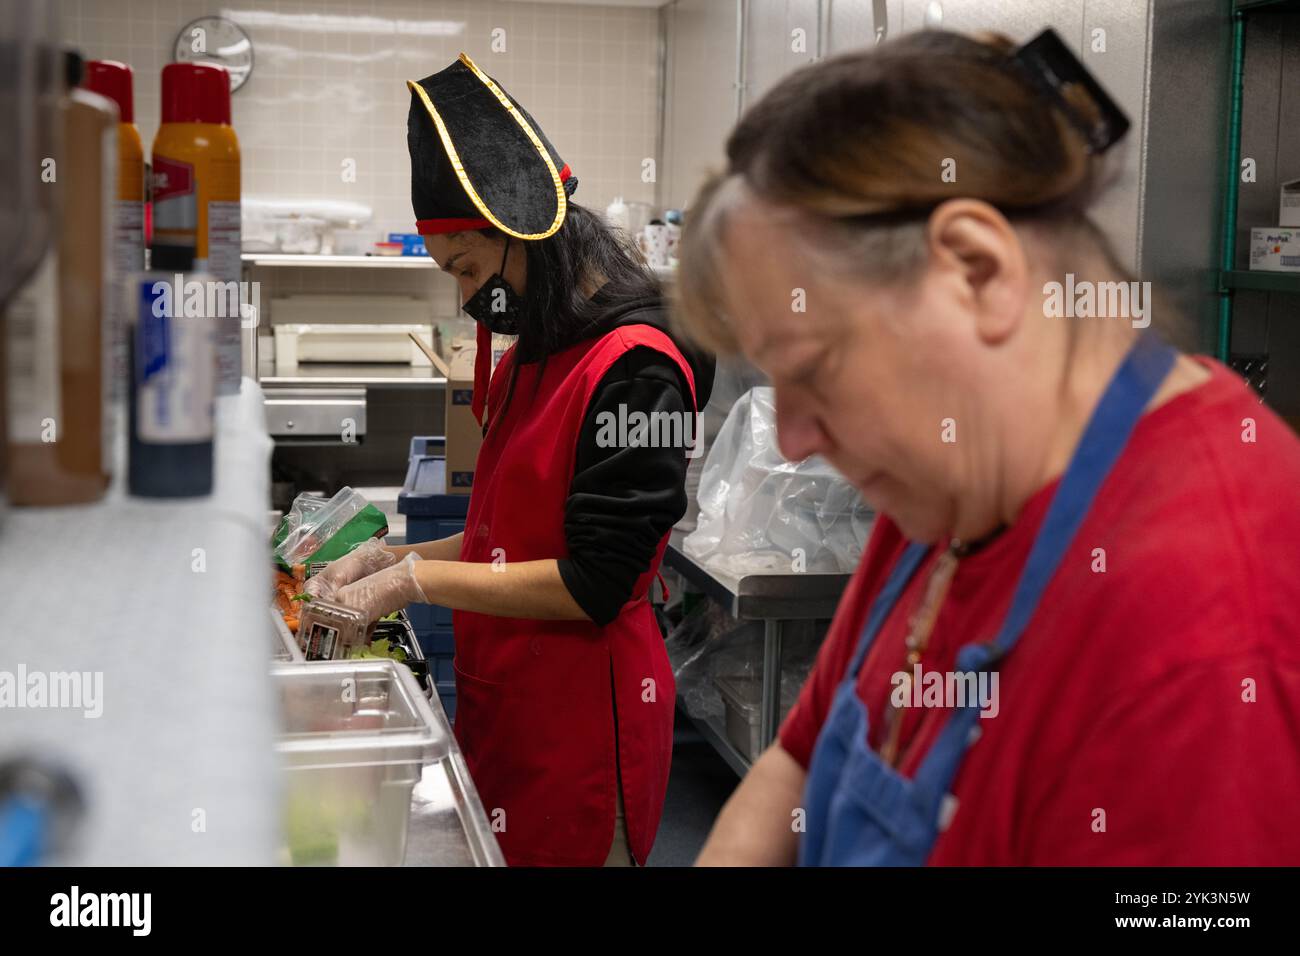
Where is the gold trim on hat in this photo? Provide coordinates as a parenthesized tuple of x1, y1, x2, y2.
(406, 52, 566, 241)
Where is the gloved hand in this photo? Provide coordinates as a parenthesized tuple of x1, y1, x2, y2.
(304, 538, 396, 601)
(336, 553, 428, 623)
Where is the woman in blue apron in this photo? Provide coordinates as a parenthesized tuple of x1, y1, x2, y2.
(674, 29, 1300, 865)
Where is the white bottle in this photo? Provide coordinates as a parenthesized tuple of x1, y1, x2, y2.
(605, 196, 630, 233)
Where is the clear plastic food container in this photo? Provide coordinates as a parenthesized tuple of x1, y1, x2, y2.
(271, 607, 304, 662)
(271, 659, 449, 866)
(296, 599, 371, 660)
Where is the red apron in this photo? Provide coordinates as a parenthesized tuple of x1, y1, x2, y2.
(454, 324, 697, 866)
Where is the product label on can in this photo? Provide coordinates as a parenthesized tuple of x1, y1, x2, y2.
(136, 278, 215, 443)
(207, 200, 242, 281)
(207, 199, 243, 393)
(102, 127, 121, 463)
(5, 254, 61, 444)
(110, 199, 145, 399)
(151, 154, 197, 248)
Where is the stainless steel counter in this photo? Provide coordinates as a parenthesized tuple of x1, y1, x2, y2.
(404, 751, 504, 867)
(403, 685, 504, 867)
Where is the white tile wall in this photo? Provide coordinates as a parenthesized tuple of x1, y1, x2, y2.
(60, 0, 663, 239)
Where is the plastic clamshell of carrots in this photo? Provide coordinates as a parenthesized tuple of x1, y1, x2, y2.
(274, 564, 310, 632)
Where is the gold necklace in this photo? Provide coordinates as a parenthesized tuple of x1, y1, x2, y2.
(878, 542, 962, 768)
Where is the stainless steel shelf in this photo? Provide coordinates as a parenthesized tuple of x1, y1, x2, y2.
(1220, 269, 1300, 294)
(258, 361, 446, 388)
(1235, 0, 1300, 14)
(664, 530, 851, 620)
(685, 712, 752, 777)
(242, 253, 437, 269)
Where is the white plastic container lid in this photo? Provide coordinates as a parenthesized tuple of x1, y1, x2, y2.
(272, 659, 449, 770)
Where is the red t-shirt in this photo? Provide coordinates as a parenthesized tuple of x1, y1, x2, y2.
(779, 360, 1300, 865)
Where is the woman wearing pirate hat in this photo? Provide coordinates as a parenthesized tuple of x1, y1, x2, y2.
(308, 53, 714, 867)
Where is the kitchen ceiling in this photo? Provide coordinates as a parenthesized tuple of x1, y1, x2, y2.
(505, 0, 672, 7)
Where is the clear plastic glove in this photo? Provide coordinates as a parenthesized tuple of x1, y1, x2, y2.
(336, 553, 428, 623)
(304, 538, 396, 601)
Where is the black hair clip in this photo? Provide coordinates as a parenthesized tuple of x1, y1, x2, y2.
(1011, 28, 1130, 155)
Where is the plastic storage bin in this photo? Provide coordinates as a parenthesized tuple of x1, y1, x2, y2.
(399, 440, 469, 544)
(713, 672, 801, 763)
(398, 437, 469, 717)
(272, 659, 448, 866)
(714, 675, 763, 762)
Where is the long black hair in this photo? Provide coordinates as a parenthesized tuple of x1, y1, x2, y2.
(484, 201, 661, 427)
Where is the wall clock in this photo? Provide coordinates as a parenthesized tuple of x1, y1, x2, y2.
(174, 16, 254, 92)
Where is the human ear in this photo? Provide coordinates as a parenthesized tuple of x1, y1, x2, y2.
(925, 199, 1029, 346)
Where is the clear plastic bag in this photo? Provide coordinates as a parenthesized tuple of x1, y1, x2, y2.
(273, 487, 388, 569)
(683, 387, 874, 576)
(277, 492, 328, 541)
(676, 357, 770, 534)
(665, 604, 761, 722)
(666, 607, 824, 729)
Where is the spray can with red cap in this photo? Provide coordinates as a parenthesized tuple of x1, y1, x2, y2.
(82, 59, 143, 411)
(151, 62, 241, 395)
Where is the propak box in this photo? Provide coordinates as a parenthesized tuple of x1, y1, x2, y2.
(1250, 227, 1300, 272)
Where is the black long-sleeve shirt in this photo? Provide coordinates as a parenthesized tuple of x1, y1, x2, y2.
(553, 297, 714, 626)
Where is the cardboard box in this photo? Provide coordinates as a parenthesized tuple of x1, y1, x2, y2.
(1249, 227, 1300, 272)
(1281, 179, 1300, 228)
(444, 346, 482, 494)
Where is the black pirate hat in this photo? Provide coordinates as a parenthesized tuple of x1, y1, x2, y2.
(407, 53, 577, 239)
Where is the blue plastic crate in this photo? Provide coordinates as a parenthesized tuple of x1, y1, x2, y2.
(407, 516, 466, 550)
(436, 681, 457, 719)
(399, 438, 466, 719)
(433, 656, 456, 684)
(398, 441, 469, 520)
(407, 603, 434, 635)
(416, 628, 456, 657)
(399, 452, 469, 545)
(399, 448, 465, 640)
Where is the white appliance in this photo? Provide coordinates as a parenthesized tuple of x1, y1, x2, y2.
(270, 294, 437, 367)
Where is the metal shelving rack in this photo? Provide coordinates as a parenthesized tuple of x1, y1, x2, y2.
(664, 530, 848, 776)
(1216, 0, 1300, 360)
(241, 253, 436, 269)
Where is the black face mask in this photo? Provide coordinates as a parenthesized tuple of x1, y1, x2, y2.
(461, 238, 523, 335)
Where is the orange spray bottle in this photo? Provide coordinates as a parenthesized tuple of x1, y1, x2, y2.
(83, 59, 143, 415)
(151, 62, 241, 394)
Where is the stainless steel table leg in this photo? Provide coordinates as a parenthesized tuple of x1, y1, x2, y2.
(760, 619, 784, 748)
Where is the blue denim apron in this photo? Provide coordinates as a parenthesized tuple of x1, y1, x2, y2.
(798, 335, 1177, 866)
